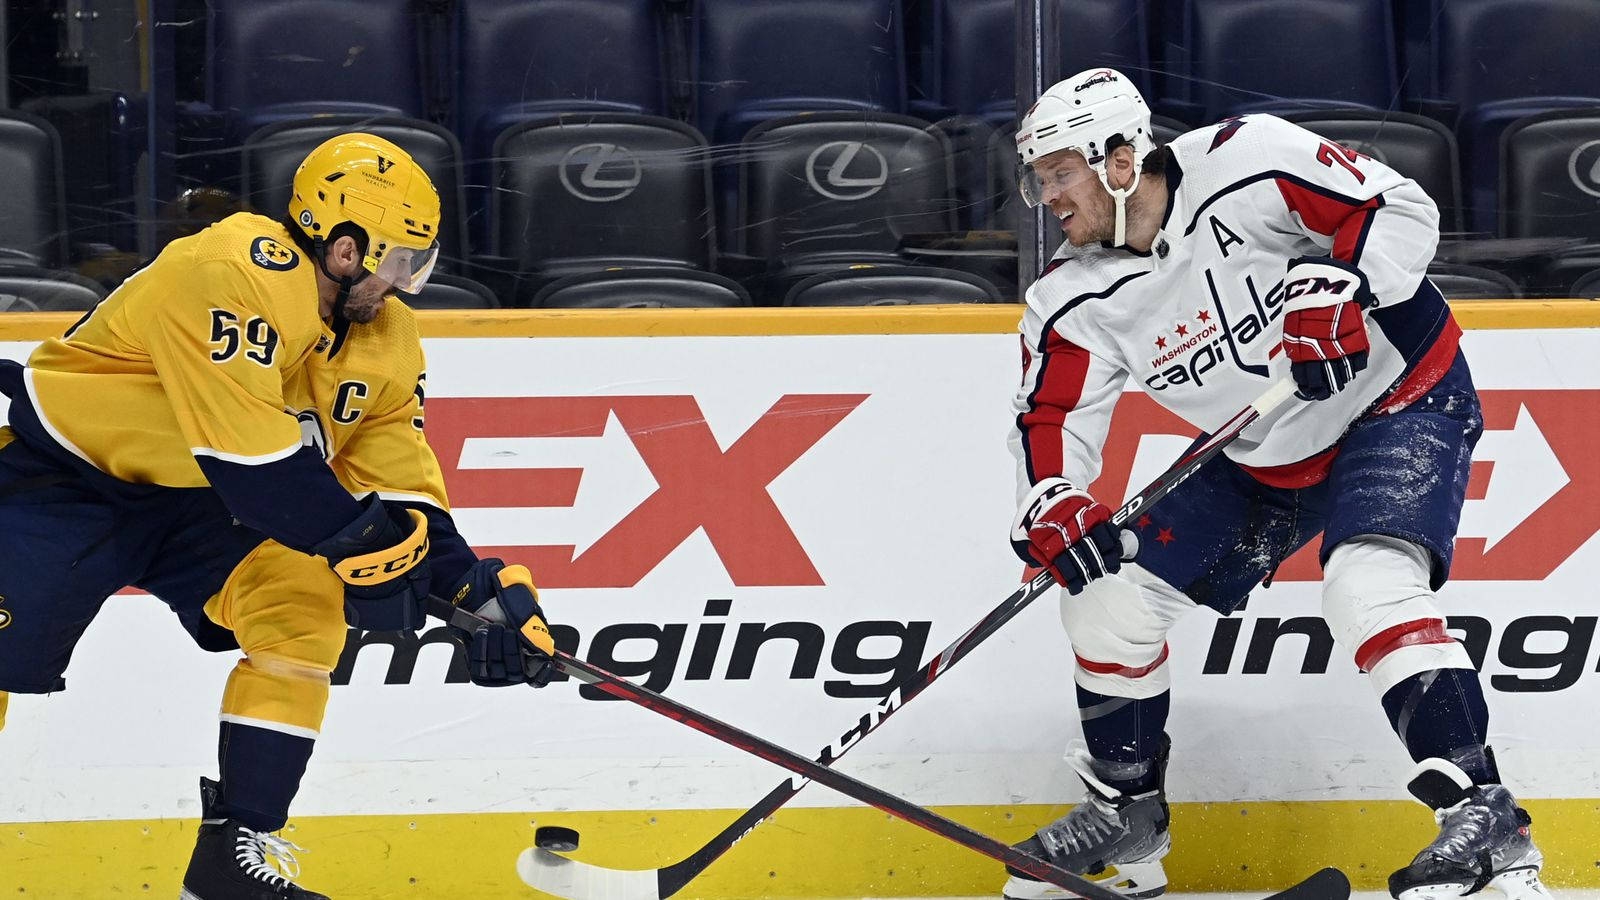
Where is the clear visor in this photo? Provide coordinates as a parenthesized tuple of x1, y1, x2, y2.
(1017, 157, 1099, 209)
(371, 243, 439, 294)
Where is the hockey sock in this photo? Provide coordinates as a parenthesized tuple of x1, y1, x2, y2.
(216, 719, 315, 833)
(1076, 684, 1170, 793)
(1381, 668, 1498, 784)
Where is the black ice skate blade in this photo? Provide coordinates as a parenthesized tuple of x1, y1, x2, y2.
(1266, 868, 1353, 900)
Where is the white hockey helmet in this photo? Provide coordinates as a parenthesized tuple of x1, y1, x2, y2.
(1016, 68, 1154, 245)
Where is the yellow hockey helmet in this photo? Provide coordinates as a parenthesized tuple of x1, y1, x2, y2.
(288, 133, 441, 293)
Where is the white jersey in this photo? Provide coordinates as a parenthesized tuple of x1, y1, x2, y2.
(1011, 113, 1462, 499)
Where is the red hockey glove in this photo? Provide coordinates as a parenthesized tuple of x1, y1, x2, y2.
(1011, 477, 1137, 594)
(1280, 256, 1375, 401)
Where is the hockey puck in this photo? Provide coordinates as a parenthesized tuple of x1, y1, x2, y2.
(534, 825, 580, 853)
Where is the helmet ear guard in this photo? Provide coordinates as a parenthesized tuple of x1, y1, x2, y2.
(1016, 68, 1154, 246)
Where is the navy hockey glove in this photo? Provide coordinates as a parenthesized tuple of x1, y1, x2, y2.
(1280, 256, 1375, 401)
(446, 558, 557, 688)
(313, 494, 431, 631)
(1011, 477, 1137, 595)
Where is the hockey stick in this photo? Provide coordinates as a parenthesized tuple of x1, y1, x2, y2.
(510, 377, 1299, 900)
(521, 642, 1350, 900)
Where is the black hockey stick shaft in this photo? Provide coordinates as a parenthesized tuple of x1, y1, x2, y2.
(554, 648, 1126, 900)
(646, 377, 1297, 897)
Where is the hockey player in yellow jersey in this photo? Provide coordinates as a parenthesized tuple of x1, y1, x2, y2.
(0, 134, 556, 900)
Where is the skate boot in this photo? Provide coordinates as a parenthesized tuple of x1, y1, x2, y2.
(1389, 759, 1551, 900)
(1002, 738, 1171, 899)
(180, 778, 330, 900)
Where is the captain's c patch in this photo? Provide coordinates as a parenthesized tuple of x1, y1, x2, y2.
(250, 236, 299, 271)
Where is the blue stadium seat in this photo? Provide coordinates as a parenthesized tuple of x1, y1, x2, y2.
(207, 0, 426, 139)
(1164, 0, 1397, 123)
(1410, 0, 1600, 233)
(693, 0, 906, 144)
(455, 0, 668, 165)
(914, 0, 1149, 128)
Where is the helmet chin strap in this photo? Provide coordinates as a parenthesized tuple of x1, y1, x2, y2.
(1100, 168, 1143, 247)
(311, 236, 371, 324)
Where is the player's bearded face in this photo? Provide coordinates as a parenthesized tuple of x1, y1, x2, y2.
(343, 274, 393, 323)
(1033, 152, 1113, 247)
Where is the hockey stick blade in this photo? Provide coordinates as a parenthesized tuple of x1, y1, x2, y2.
(511, 378, 1298, 900)
(1266, 867, 1352, 900)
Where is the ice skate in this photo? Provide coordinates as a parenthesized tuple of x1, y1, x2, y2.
(1389, 759, 1551, 900)
(180, 779, 330, 900)
(1002, 740, 1171, 899)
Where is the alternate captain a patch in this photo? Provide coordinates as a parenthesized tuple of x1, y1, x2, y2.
(250, 236, 299, 271)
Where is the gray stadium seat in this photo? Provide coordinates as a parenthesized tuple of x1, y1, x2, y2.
(240, 117, 469, 268)
(404, 273, 498, 310)
(492, 115, 713, 280)
(1282, 110, 1464, 233)
(739, 113, 956, 263)
(0, 266, 107, 312)
(783, 265, 1003, 306)
(1427, 263, 1522, 299)
(0, 110, 67, 267)
(1499, 109, 1600, 241)
(1569, 267, 1600, 297)
(531, 268, 751, 309)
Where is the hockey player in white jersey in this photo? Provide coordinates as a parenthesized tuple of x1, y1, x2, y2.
(1001, 69, 1551, 900)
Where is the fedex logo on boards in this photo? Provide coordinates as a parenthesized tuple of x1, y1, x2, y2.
(427, 394, 868, 588)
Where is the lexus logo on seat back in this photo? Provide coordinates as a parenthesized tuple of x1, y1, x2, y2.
(805, 141, 889, 201)
(1566, 139, 1600, 199)
(559, 143, 644, 202)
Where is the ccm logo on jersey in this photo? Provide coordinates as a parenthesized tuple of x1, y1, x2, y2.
(250, 236, 299, 271)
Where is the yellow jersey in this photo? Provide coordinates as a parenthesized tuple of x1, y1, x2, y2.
(21, 212, 448, 511)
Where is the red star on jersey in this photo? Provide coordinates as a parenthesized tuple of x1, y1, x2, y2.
(1197, 309, 1211, 323)
(1156, 527, 1175, 545)
(1175, 323, 1189, 337)
(1137, 514, 1152, 529)
(1154, 336, 1167, 349)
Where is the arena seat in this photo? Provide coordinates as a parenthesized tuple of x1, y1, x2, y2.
(206, 0, 426, 139)
(693, 0, 905, 144)
(492, 114, 714, 284)
(531, 268, 751, 308)
(1569, 267, 1600, 297)
(737, 113, 955, 263)
(240, 117, 469, 268)
(404, 273, 499, 310)
(913, 0, 1149, 128)
(0, 266, 105, 312)
(455, 0, 667, 163)
(1166, 0, 1397, 123)
(1499, 109, 1600, 241)
(1426, 263, 1522, 299)
(1413, 0, 1600, 233)
(1281, 110, 1464, 233)
(784, 265, 1003, 306)
(0, 111, 67, 268)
